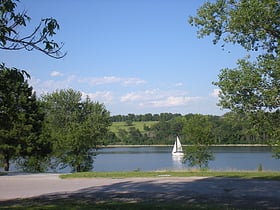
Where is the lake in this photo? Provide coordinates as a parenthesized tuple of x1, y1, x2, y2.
(92, 146, 280, 172)
(3, 146, 280, 172)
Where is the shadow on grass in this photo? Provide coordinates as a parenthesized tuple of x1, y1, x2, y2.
(1, 177, 280, 209)
(0, 172, 7, 176)
(0, 199, 222, 210)
(211, 174, 280, 180)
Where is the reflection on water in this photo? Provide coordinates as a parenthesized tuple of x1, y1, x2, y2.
(172, 155, 184, 169)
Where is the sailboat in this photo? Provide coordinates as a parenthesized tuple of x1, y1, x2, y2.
(172, 136, 184, 156)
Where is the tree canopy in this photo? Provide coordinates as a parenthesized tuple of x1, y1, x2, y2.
(182, 114, 215, 168)
(214, 56, 280, 112)
(189, 0, 279, 113)
(189, 0, 280, 146)
(42, 89, 111, 172)
(189, 0, 280, 54)
(0, 64, 49, 171)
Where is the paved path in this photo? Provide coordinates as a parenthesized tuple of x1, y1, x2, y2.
(1, 173, 280, 209)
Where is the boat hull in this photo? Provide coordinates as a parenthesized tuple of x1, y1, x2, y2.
(172, 152, 184, 156)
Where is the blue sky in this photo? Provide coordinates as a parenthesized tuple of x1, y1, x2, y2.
(2, 0, 248, 116)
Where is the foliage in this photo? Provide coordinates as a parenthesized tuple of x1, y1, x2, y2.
(109, 121, 157, 145)
(42, 89, 111, 172)
(189, 0, 280, 112)
(106, 113, 279, 146)
(15, 100, 52, 172)
(0, 64, 50, 171)
(0, 0, 65, 172)
(182, 114, 215, 145)
(0, 0, 65, 58)
(110, 121, 157, 133)
(189, 0, 280, 154)
(182, 114, 215, 168)
(213, 56, 280, 113)
(183, 145, 214, 169)
(111, 113, 182, 122)
(149, 120, 174, 144)
(189, 0, 280, 111)
(189, 0, 280, 54)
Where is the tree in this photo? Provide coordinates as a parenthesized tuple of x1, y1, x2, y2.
(189, 0, 279, 54)
(183, 145, 214, 169)
(42, 89, 111, 172)
(182, 114, 215, 169)
(0, 0, 65, 171)
(213, 56, 279, 113)
(0, 64, 50, 171)
(0, 0, 65, 58)
(128, 127, 143, 144)
(189, 0, 279, 145)
(16, 101, 52, 172)
(189, 0, 280, 112)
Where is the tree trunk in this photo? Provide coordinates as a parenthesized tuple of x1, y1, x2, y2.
(76, 164, 81, 173)
(4, 155, 10, 171)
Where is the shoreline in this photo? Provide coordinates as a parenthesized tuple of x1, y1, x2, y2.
(103, 144, 270, 148)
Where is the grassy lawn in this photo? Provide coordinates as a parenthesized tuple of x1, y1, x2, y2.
(60, 170, 280, 180)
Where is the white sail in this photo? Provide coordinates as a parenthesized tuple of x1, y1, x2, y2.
(172, 136, 184, 156)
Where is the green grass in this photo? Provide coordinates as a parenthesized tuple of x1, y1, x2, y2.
(60, 170, 280, 180)
(110, 121, 157, 134)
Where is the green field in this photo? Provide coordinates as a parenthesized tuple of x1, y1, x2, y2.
(110, 121, 158, 133)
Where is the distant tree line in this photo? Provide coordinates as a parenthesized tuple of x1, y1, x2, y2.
(108, 112, 279, 146)
(110, 113, 182, 122)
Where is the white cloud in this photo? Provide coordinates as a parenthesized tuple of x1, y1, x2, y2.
(30, 75, 78, 95)
(79, 76, 120, 85)
(122, 78, 146, 85)
(210, 88, 220, 97)
(120, 89, 201, 108)
(120, 92, 142, 102)
(50, 71, 63, 77)
(30, 73, 221, 114)
(120, 89, 158, 102)
(145, 96, 200, 108)
(79, 76, 145, 86)
(175, 82, 184, 87)
(81, 91, 114, 104)
(33, 73, 146, 95)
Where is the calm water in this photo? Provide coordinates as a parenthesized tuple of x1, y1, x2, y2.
(92, 146, 280, 172)
(3, 146, 280, 172)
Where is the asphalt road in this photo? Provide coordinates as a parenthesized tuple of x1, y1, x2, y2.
(1, 173, 280, 209)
